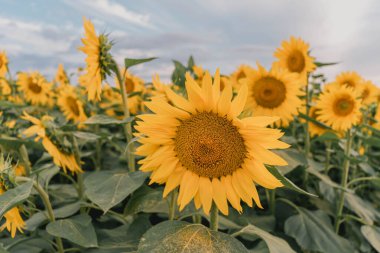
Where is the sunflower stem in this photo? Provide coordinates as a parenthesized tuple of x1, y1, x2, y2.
(94, 124, 102, 171)
(304, 80, 311, 158)
(18, 145, 31, 176)
(168, 190, 177, 221)
(324, 140, 332, 173)
(209, 202, 219, 231)
(72, 137, 85, 213)
(269, 189, 276, 215)
(334, 129, 353, 233)
(111, 60, 135, 172)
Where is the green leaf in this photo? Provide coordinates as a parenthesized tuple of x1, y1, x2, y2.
(361, 225, 380, 252)
(0, 244, 8, 253)
(187, 55, 195, 69)
(124, 186, 168, 215)
(235, 225, 295, 253)
(345, 192, 380, 225)
(72, 131, 100, 141)
(84, 171, 147, 213)
(284, 208, 354, 253)
(0, 181, 33, 218)
(84, 115, 134, 125)
(273, 149, 307, 174)
(314, 61, 339, 67)
(124, 57, 156, 69)
(138, 221, 248, 253)
(46, 214, 98, 248)
(266, 166, 317, 197)
(0, 136, 42, 150)
(26, 202, 81, 231)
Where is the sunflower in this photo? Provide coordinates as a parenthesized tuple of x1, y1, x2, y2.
(273, 36, 315, 84)
(316, 85, 361, 132)
(335, 71, 363, 92)
(115, 70, 145, 114)
(230, 65, 252, 89)
(55, 64, 69, 87)
(193, 65, 205, 83)
(245, 64, 302, 127)
(57, 87, 87, 123)
(22, 112, 82, 174)
(308, 106, 328, 137)
(78, 17, 112, 101)
(135, 70, 287, 215)
(0, 78, 11, 96)
(0, 198, 25, 238)
(17, 72, 52, 106)
(100, 84, 124, 119)
(0, 51, 8, 76)
(360, 80, 378, 106)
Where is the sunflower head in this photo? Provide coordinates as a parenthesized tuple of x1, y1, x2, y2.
(57, 87, 87, 123)
(274, 36, 316, 84)
(360, 80, 378, 106)
(0, 51, 8, 76)
(79, 17, 113, 101)
(17, 72, 52, 106)
(230, 65, 252, 89)
(316, 85, 362, 132)
(55, 64, 69, 87)
(135, 70, 288, 215)
(245, 64, 302, 127)
(335, 71, 363, 92)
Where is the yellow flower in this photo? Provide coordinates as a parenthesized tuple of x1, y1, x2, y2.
(0, 51, 8, 77)
(0, 78, 12, 96)
(0, 194, 25, 238)
(135, 69, 287, 215)
(316, 85, 361, 132)
(115, 70, 145, 114)
(308, 107, 328, 137)
(360, 80, 378, 106)
(100, 84, 124, 119)
(17, 72, 52, 106)
(55, 64, 69, 86)
(14, 164, 26, 176)
(22, 112, 82, 174)
(5, 119, 16, 129)
(274, 36, 316, 84)
(230, 65, 252, 89)
(245, 64, 302, 127)
(193, 65, 205, 82)
(335, 71, 363, 92)
(78, 17, 112, 101)
(57, 87, 87, 124)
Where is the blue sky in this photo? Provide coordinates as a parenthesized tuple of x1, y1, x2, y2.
(1, 0, 379, 84)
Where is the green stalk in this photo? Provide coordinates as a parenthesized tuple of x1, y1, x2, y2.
(334, 129, 353, 233)
(209, 202, 219, 231)
(269, 189, 276, 215)
(168, 190, 178, 221)
(72, 137, 84, 211)
(111, 60, 135, 172)
(324, 141, 332, 173)
(94, 125, 102, 171)
(18, 145, 31, 176)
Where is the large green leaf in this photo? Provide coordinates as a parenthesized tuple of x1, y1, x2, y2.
(124, 57, 156, 69)
(273, 149, 307, 174)
(267, 166, 317, 197)
(46, 214, 98, 248)
(137, 221, 248, 253)
(0, 181, 33, 218)
(84, 170, 147, 212)
(235, 225, 295, 253)
(0, 244, 8, 253)
(361, 225, 380, 252)
(284, 208, 354, 252)
(124, 186, 168, 215)
(84, 115, 134, 125)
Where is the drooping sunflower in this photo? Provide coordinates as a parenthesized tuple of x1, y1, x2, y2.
(17, 72, 52, 106)
(135, 70, 288, 215)
(115, 70, 145, 114)
(335, 71, 363, 92)
(22, 112, 82, 174)
(0, 193, 25, 238)
(78, 17, 112, 101)
(0, 51, 8, 76)
(57, 87, 87, 124)
(316, 85, 361, 132)
(273, 36, 316, 84)
(230, 65, 252, 89)
(245, 64, 302, 127)
(360, 80, 378, 106)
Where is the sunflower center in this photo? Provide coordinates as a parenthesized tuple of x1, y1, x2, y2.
(287, 50, 305, 73)
(253, 77, 286, 108)
(125, 77, 135, 93)
(174, 112, 247, 178)
(66, 96, 80, 116)
(333, 96, 355, 116)
(27, 78, 42, 94)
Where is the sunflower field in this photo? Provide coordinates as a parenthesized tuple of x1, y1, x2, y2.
(0, 17, 379, 253)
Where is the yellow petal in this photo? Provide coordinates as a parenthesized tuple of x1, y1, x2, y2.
(230, 84, 248, 117)
(179, 171, 199, 211)
(221, 175, 242, 213)
(199, 177, 213, 215)
(211, 178, 229, 215)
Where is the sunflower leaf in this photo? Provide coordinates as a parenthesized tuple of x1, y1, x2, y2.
(84, 114, 134, 125)
(0, 181, 33, 219)
(124, 57, 157, 69)
(361, 225, 380, 252)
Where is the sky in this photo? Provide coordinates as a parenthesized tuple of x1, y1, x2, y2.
(0, 0, 379, 85)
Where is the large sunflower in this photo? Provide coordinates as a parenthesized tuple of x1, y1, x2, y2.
(0, 51, 8, 76)
(335, 71, 363, 92)
(245, 64, 302, 127)
(273, 36, 315, 84)
(135, 70, 287, 215)
(22, 112, 82, 174)
(57, 87, 87, 123)
(78, 17, 112, 101)
(316, 85, 361, 132)
(17, 72, 52, 106)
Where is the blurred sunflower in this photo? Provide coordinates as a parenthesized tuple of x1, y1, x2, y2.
(360, 80, 378, 106)
(17, 72, 52, 106)
(100, 84, 124, 119)
(55, 64, 69, 88)
(245, 64, 302, 127)
(0, 51, 8, 76)
(22, 112, 82, 174)
(335, 71, 363, 92)
(149, 74, 170, 101)
(116, 70, 145, 114)
(79, 17, 112, 101)
(308, 106, 328, 137)
(193, 65, 205, 83)
(135, 70, 287, 215)
(57, 87, 87, 124)
(316, 85, 361, 132)
(274, 36, 315, 84)
(230, 65, 252, 89)
(0, 79, 11, 96)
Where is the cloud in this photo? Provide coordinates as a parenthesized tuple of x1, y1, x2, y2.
(63, 0, 152, 29)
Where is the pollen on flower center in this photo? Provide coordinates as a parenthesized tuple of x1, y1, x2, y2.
(287, 50, 305, 73)
(333, 96, 355, 116)
(174, 112, 247, 178)
(253, 77, 286, 108)
(66, 96, 80, 116)
(27, 78, 42, 94)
